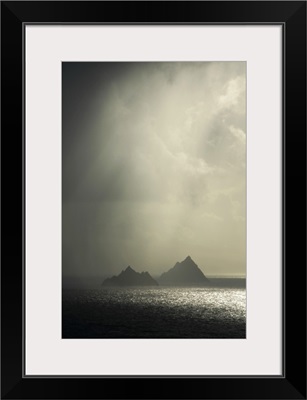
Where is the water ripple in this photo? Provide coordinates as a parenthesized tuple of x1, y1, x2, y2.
(62, 287, 246, 338)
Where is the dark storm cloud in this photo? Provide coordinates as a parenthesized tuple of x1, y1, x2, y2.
(62, 62, 246, 277)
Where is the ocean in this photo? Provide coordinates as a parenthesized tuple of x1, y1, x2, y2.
(62, 285, 246, 338)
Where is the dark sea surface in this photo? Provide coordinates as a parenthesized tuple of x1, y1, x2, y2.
(62, 286, 246, 338)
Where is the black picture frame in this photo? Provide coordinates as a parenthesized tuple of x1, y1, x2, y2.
(1, 1, 306, 399)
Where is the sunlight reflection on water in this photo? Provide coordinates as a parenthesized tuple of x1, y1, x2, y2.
(63, 287, 246, 338)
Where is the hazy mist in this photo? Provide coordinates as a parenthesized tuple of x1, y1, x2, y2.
(62, 62, 246, 279)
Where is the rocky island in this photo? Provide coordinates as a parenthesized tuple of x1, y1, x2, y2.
(158, 256, 210, 286)
(102, 266, 158, 287)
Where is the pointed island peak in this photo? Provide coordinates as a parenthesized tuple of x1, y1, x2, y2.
(102, 266, 158, 287)
(158, 256, 210, 287)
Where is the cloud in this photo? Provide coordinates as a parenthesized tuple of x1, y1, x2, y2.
(62, 62, 246, 277)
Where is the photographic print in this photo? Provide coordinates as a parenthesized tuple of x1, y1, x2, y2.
(62, 62, 246, 338)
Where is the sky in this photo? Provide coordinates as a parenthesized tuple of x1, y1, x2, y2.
(62, 62, 246, 278)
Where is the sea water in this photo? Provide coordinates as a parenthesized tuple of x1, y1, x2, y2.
(62, 286, 246, 338)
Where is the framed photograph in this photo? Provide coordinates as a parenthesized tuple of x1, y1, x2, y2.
(1, 1, 306, 399)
